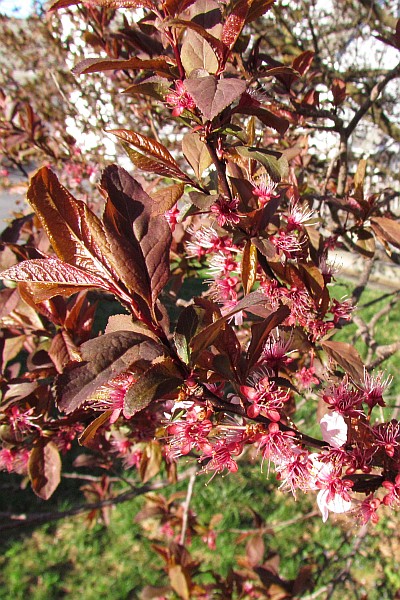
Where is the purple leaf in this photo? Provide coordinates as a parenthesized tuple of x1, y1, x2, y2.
(107, 129, 194, 184)
(56, 331, 164, 413)
(321, 340, 365, 385)
(101, 165, 172, 311)
(1, 258, 110, 289)
(26, 167, 115, 280)
(28, 441, 62, 500)
(73, 57, 172, 76)
(185, 75, 247, 121)
(124, 357, 183, 417)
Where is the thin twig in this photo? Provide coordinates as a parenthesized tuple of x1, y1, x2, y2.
(222, 510, 319, 535)
(324, 524, 369, 600)
(0, 467, 197, 532)
(344, 62, 400, 137)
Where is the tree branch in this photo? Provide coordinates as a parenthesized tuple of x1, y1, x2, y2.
(344, 62, 400, 137)
(0, 467, 197, 532)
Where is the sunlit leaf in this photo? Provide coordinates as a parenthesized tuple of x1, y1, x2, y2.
(26, 167, 115, 280)
(181, 30, 219, 75)
(50, 0, 158, 9)
(241, 240, 257, 295)
(108, 129, 195, 184)
(169, 19, 225, 67)
(245, 0, 275, 23)
(321, 340, 364, 384)
(235, 106, 289, 136)
(169, 564, 191, 600)
(122, 80, 171, 99)
(139, 441, 162, 483)
(236, 146, 289, 182)
(292, 50, 315, 75)
(222, 0, 252, 51)
(190, 290, 268, 362)
(174, 304, 204, 363)
(370, 217, 400, 250)
(184, 75, 247, 121)
(1, 258, 109, 289)
(150, 183, 185, 215)
(101, 165, 172, 310)
(79, 410, 114, 447)
(182, 132, 212, 179)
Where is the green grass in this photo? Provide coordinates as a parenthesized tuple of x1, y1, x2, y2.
(1, 461, 400, 599)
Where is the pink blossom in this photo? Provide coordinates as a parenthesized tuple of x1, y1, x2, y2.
(319, 255, 340, 284)
(7, 405, 41, 437)
(356, 495, 381, 524)
(306, 318, 335, 341)
(330, 298, 354, 324)
(185, 225, 237, 259)
(240, 374, 290, 422)
(256, 422, 296, 467)
(316, 485, 353, 522)
(285, 201, 315, 231)
(207, 252, 239, 276)
(210, 196, 241, 227)
(322, 377, 363, 417)
(110, 431, 132, 456)
(260, 334, 294, 370)
(53, 424, 84, 453)
(251, 174, 278, 207)
(280, 286, 313, 326)
(271, 230, 306, 260)
(343, 445, 375, 474)
(166, 80, 196, 116)
(382, 473, 400, 506)
(0, 447, 30, 475)
(275, 448, 313, 498)
(86, 372, 136, 422)
(168, 410, 213, 458)
(371, 420, 400, 458)
(165, 205, 180, 230)
(202, 529, 217, 550)
(208, 275, 238, 303)
(259, 277, 283, 311)
(123, 447, 143, 469)
(0, 448, 15, 472)
(359, 369, 391, 409)
(200, 440, 241, 476)
(296, 365, 319, 389)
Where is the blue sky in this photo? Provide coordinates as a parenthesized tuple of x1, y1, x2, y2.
(0, 1, 37, 17)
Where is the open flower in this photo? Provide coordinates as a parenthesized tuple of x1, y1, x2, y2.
(320, 412, 348, 448)
(166, 80, 196, 116)
(310, 458, 353, 522)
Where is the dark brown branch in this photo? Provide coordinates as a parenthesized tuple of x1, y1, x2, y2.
(0, 467, 197, 532)
(344, 62, 400, 137)
(351, 258, 375, 305)
(367, 342, 400, 369)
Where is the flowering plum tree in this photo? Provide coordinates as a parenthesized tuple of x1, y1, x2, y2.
(0, 0, 400, 596)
